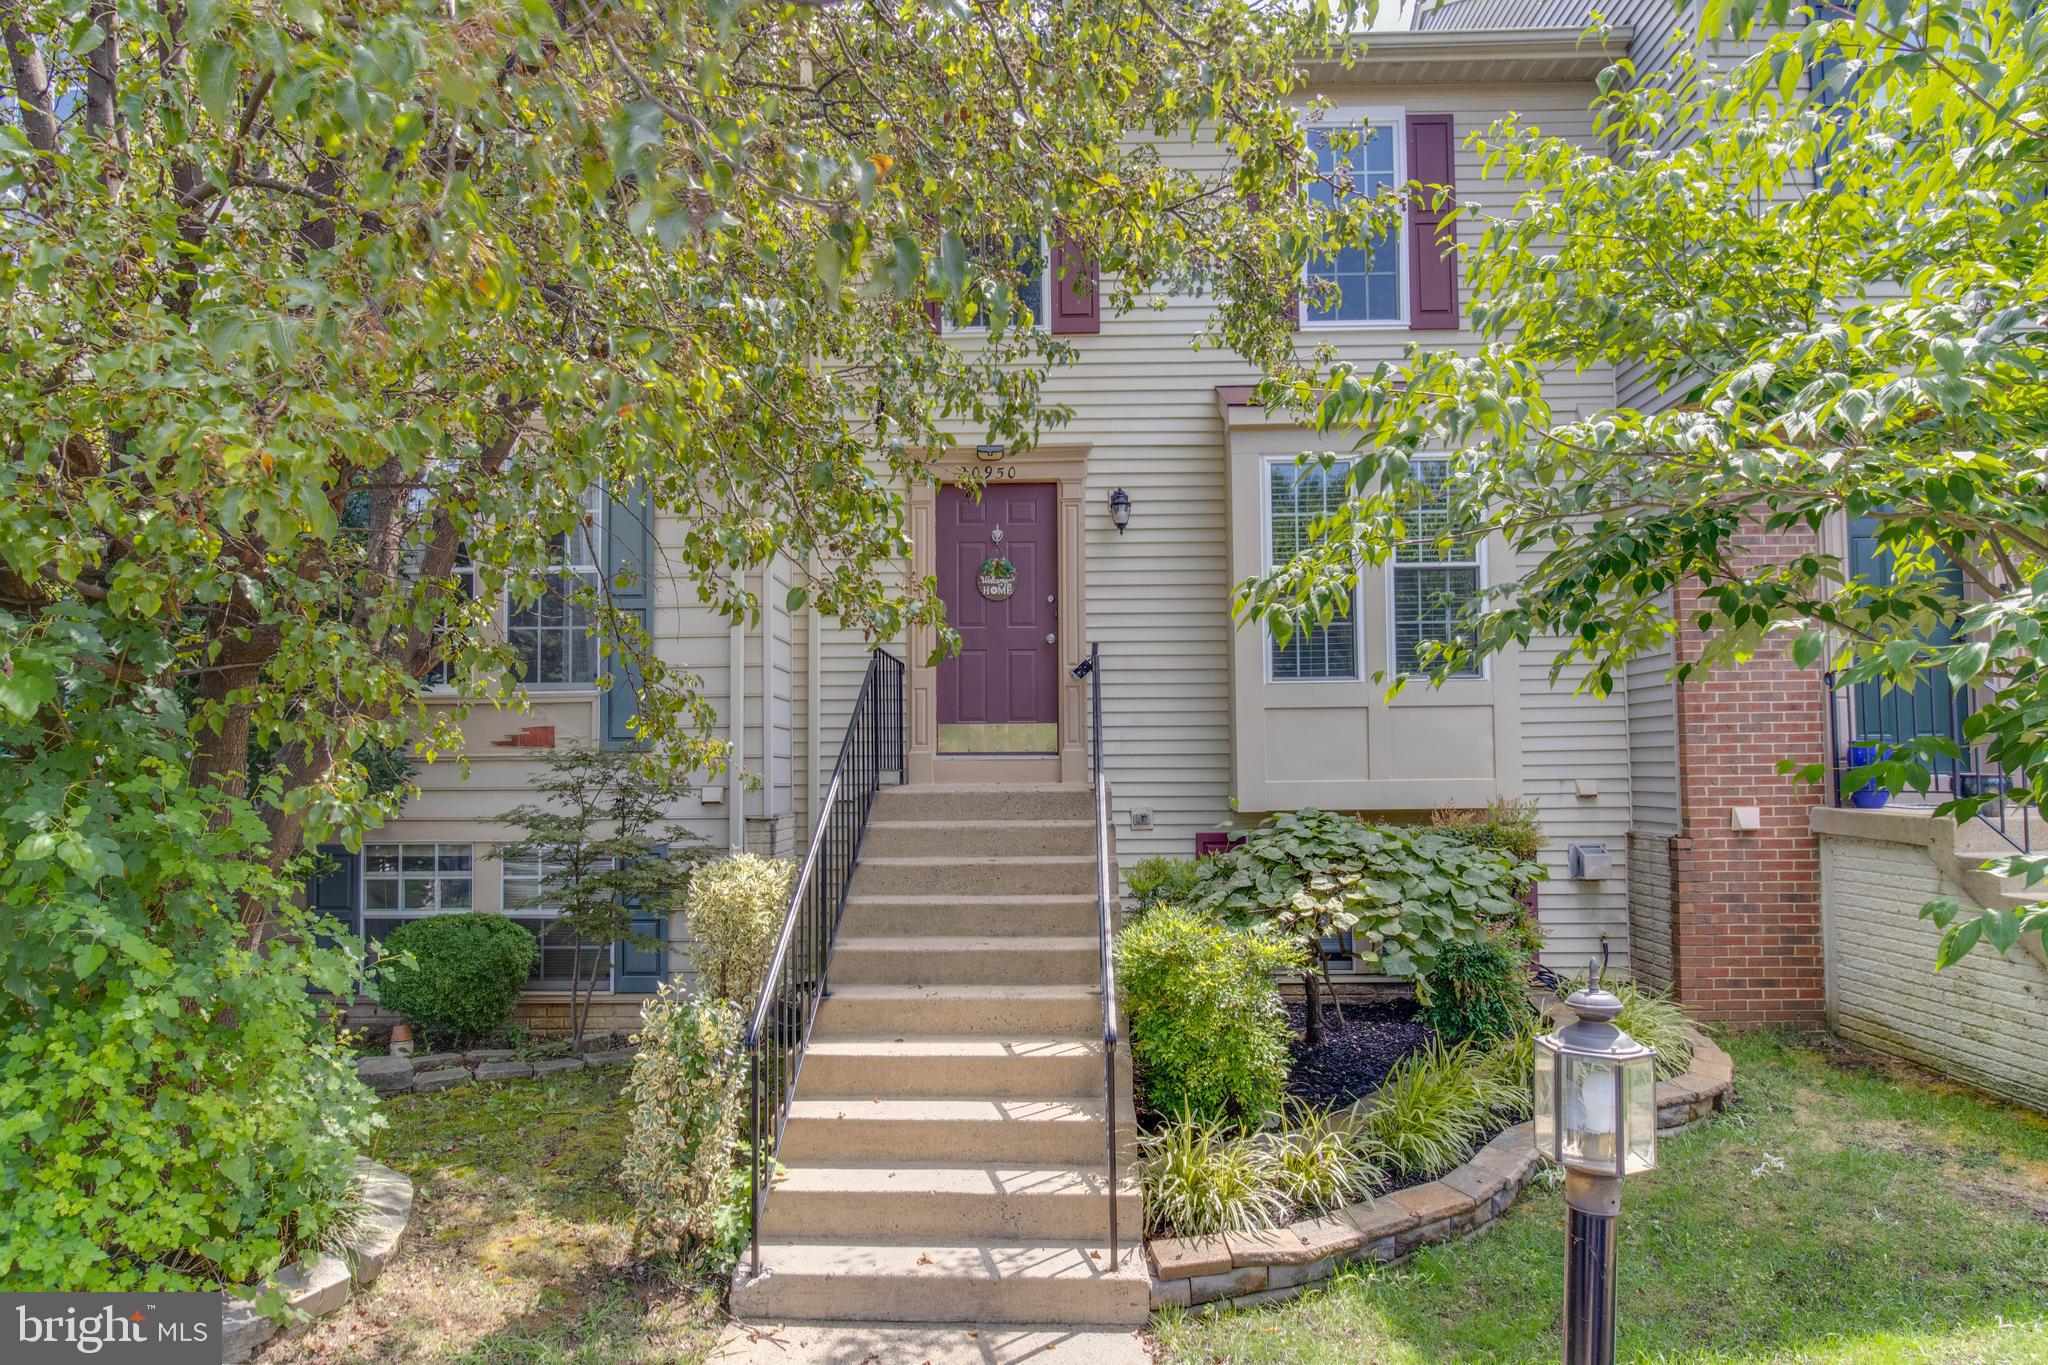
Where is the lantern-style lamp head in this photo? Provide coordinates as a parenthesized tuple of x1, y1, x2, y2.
(1534, 966, 1658, 1179)
(1109, 487, 1132, 533)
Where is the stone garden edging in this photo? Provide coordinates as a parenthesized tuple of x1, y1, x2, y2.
(353, 1044, 638, 1097)
(1145, 1030, 1735, 1313)
(220, 1156, 415, 1363)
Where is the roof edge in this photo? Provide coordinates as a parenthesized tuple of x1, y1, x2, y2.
(1302, 27, 1633, 83)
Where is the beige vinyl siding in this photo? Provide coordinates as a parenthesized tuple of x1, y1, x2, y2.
(806, 84, 1634, 968)
(1626, 622, 1680, 836)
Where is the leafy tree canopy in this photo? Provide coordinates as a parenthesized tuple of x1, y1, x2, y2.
(1240, 0, 2048, 964)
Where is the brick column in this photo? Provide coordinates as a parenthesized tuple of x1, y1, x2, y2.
(1666, 527, 1829, 1026)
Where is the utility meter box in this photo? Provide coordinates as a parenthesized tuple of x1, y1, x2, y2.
(1567, 843, 1614, 880)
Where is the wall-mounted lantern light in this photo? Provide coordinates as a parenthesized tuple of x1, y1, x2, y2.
(1109, 488, 1132, 534)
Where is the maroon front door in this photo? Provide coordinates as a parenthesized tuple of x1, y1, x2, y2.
(936, 482, 1058, 754)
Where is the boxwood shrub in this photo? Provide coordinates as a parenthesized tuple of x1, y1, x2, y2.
(376, 912, 538, 1047)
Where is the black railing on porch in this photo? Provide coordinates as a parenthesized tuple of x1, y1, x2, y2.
(1824, 672, 2032, 855)
(744, 648, 905, 1277)
(1071, 642, 1122, 1269)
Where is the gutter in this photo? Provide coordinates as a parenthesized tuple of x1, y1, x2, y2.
(1303, 27, 1634, 82)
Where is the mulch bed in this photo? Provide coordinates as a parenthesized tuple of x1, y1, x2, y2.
(1283, 999, 1436, 1111)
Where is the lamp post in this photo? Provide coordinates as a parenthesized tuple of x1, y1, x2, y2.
(1533, 966, 1658, 1365)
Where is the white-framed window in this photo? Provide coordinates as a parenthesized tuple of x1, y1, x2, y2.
(1391, 459, 1483, 677)
(945, 232, 1048, 333)
(361, 843, 474, 944)
(500, 855, 612, 991)
(507, 483, 604, 687)
(1303, 107, 1406, 327)
(1265, 456, 1362, 683)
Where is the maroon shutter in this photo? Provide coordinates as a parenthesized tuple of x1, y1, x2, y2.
(1050, 232, 1099, 335)
(1405, 113, 1459, 330)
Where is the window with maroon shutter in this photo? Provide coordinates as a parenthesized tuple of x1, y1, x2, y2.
(1304, 113, 1403, 325)
(1405, 113, 1460, 330)
(1050, 232, 1099, 335)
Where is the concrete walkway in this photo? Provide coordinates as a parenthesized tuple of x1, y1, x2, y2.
(710, 1320, 1151, 1364)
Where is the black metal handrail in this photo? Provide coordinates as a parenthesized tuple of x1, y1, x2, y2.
(1073, 641, 1121, 1268)
(1824, 671, 2033, 855)
(744, 648, 905, 1277)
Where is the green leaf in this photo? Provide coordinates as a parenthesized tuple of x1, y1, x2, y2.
(1933, 915, 1982, 971)
(197, 43, 239, 126)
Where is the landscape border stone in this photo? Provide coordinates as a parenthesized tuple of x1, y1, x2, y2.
(352, 1041, 638, 1094)
(220, 1156, 415, 1363)
(1145, 1029, 1734, 1313)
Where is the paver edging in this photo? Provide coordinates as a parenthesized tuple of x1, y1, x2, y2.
(1147, 1026, 1733, 1313)
(354, 1042, 638, 1095)
(221, 1156, 415, 1362)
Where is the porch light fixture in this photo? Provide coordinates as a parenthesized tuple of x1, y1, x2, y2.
(1534, 964, 1658, 1365)
(1109, 487, 1132, 533)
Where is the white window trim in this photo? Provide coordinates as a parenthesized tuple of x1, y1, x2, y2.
(504, 483, 606, 691)
(1299, 104, 1408, 332)
(1387, 456, 1488, 682)
(941, 232, 1053, 336)
(361, 842, 476, 924)
(1260, 454, 1365, 686)
(500, 857, 614, 993)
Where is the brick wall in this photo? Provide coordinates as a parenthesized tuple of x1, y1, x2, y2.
(1663, 526, 1829, 1025)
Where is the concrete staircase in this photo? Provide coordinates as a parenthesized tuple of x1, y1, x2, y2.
(731, 783, 1148, 1332)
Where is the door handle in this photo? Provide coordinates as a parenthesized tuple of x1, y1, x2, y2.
(1045, 633, 1056, 645)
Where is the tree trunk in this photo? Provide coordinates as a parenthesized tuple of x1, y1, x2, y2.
(1301, 968, 1325, 1047)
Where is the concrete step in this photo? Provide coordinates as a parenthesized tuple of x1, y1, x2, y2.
(759, 1164, 1142, 1242)
(859, 818, 1097, 857)
(870, 784, 1094, 823)
(817, 986, 1104, 1038)
(829, 936, 1099, 988)
(710, 1319, 1148, 1363)
(729, 1240, 1149, 1328)
(838, 893, 1101, 940)
(779, 1097, 1134, 1165)
(800, 1036, 1115, 1099)
(852, 855, 1096, 898)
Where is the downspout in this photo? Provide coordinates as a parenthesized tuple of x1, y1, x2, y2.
(729, 617, 745, 852)
(807, 598, 822, 835)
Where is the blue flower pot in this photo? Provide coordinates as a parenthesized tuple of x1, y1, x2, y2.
(1845, 742, 1892, 808)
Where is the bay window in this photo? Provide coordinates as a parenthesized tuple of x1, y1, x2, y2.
(1267, 457, 1361, 682)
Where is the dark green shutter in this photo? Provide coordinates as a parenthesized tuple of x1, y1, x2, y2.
(307, 844, 361, 939)
(612, 843, 669, 993)
(602, 483, 653, 748)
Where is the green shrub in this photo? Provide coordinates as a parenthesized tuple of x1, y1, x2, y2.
(1116, 905, 1304, 1123)
(1271, 1104, 1381, 1215)
(1420, 933, 1535, 1047)
(1, 816, 375, 1292)
(1551, 975, 1696, 1079)
(1430, 798, 1546, 869)
(375, 913, 538, 1047)
(623, 983, 747, 1257)
(1125, 856, 1202, 916)
(684, 853, 796, 1003)
(1473, 1023, 1538, 1120)
(1354, 1041, 1502, 1180)
(1189, 809, 1540, 986)
(1139, 1115, 1289, 1237)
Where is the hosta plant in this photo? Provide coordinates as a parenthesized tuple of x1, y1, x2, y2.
(1190, 809, 1539, 1041)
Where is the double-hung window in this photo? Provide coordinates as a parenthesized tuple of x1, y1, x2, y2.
(1391, 459, 1482, 677)
(501, 855, 612, 992)
(508, 484, 603, 687)
(947, 232, 1047, 332)
(1305, 110, 1405, 326)
(361, 843, 473, 943)
(1266, 458, 1361, 682)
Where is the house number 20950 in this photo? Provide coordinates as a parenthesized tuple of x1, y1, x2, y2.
(957, 464, 1019, 480)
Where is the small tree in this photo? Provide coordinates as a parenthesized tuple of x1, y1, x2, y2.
(490, 747, 704, 1048)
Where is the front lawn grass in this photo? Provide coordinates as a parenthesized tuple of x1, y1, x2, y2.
(274, 1068, 725, 1364)
(1156, 1032, 2048, 1363)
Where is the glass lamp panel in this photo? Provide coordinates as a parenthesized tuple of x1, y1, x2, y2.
(1622, 1054, 1659, 1175)
(1532, 1036, 1560, 1161)
(1561, 1054, 1622, 1173)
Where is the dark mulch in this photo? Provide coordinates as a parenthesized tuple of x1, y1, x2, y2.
(1283, 999, 1436, 1111)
